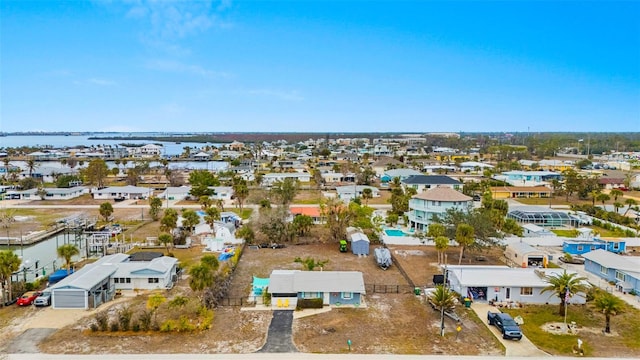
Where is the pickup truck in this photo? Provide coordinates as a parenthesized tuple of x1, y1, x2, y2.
(487, 311, 522, 340)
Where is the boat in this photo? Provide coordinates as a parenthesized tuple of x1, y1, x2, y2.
(374, 247, 392, 270)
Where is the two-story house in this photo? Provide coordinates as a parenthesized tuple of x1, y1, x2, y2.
(406, 186, 472, 231)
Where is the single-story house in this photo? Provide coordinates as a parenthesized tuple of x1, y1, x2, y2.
(261, 173, 311, 187)
(504, 242, 548, 268)
(289, 206, 326, 224)
(192, 151, 211, 161)
(112, 256, 178, 291)
(583, 250, 640, 294)
(490, 186, 552, 199)
(402, 175, 463, 193)
(522, 224, 555, 237)
(380, 169, 422, 182)
(446, 265, 588, 305)
(92, 185, 153, 200)
(50, 254, 123, 309)
(459, 161, 494, 173)
(492, 171, 562, 187)
(268, 270, 366, 310)
(158, 186, 192, 201)
(349, 231, 370, 256)
(335, 185, 380, 202)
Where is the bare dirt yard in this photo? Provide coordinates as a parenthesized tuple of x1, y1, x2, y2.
(1, 242, 505, 355)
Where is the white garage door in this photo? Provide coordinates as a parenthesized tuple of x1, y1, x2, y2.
(52, 290, 86, 309)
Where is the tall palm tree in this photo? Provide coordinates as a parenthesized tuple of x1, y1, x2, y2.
(27, 158, 37, 178)
(593, 291, 625, 333)
(623, 199, 637, 216)
(57, 244, 80, 274)
(0, 250, 22, 304)
(609, 189, 624, 202)
(434, 236, 449, 265)
(455, 223, 475, 265)
(204, 207, 220, 232)
(361, 187, 373, 206)
(541, 270, 589, 315)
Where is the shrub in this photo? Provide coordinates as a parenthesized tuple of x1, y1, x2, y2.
(109, 321, 119, 332)
(118, 306, 133, 331)
(160, 319, 177, 332)
(90, 323, 99, 332)
(137, 310, 152, 331)
(197, 305, 214, 330)
(94, 311, 109, 332)
(297, 298, 323, 309)
(131, 322, 140, 332)
(177, 315, 195, 332)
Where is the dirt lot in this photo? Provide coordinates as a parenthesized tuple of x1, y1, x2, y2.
(0, 242, 505, 355)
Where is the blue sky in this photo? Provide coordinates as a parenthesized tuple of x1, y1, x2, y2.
(1, 1, 639, 133)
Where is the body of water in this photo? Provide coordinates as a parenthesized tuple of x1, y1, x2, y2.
(0, 134, 221, 157)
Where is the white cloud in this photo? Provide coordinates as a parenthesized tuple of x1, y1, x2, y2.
(245, 89, 304, 102)
(145, 59, 231, 78)
(87, 78, 117, 86)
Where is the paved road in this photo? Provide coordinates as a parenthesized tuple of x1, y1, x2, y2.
(258, 310, 298, 353)
(470, 303, 550, 357)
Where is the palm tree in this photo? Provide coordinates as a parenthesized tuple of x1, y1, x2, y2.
(623, 198, 637, 216)
(204, 207, 220, 232)
(541, 270, 589, 315)
(158, 232, 173, 255)
(593, 291, 625, 333)
(434, 236, 449, 265)
(188, 263, 215, 293)
(427, 284, 456, 311)
(361, 188, 373, 205)
(57, 244, 80, 274)
(609, 189, 624, 202)
(596, 193, 610, 206)
(613, 202, 623, 213)
(0, 250, 22, 304)
(455, 223, 475, 265)
(27, 158, 37, 178)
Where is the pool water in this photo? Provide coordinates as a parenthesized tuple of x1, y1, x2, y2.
(384, 229, 406, 237)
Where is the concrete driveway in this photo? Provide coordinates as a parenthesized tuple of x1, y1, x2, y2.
(470, 302, 550, 357)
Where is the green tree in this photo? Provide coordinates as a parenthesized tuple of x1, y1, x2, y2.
(160, 208, 178, 236)
(623, 198, 637, 216)
(271, 178, 299, 205)
(235, 225, 255, 243)
(204, 207, 221, 231)
(188, 170, 219, 198)
(541, 270, 589, 316)
(232, 179, 250, 212)
(361, 187, 373, 205)
(427, 284, 456, 311)
(294, 257, 329, 271)
(199, 196, 213, 210)
(386, 213, 399, 226)
(455, 223, 475, 265)
(149, 196, 163, 221)
(609, 189, 624, 202)
(292, 215, 314, 236)
(57, 244, 80, 274)
(593, 290, 625, 333)
(321, 198, 352, 242)
(99, 202, 114, 222)
(181, 209, 201, 236)
(200, 254, 220, 272)
(189, 264, 215, 293)
(0, 250, 21, 304)
(434, 236, 449, 265)
(428, 223, 446, 239)
(83, 159, 109, 188)
(56, 174, 82, 188)
(146, 292, 166, 326)
(596, 193, 610, 206)
(158, 232, 173, 255)
(27, 158, 37, 178)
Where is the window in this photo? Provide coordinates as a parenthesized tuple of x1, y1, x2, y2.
(613, 243, 620, 250)
(114, 278, 119, 283)
(341, 292, 353, 300)
(600, 265, 607, 274)
(126, 278, 131, 283)
(577, 245, 583, 251)
(148, 278, 159, 284)
(520, 287, 533, 296)
(120, 278, 125, 283)
(302, 292, 319, 299)
(616, 271, 625, 281)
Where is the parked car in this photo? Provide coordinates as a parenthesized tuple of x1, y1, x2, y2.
(559, 255, 585, 264)
(487, 311, 522, 340)
(17, 291, 41, 306)
(34, 289, 52, 307)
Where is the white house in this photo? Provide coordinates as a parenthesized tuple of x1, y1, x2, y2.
(459, 161, 494, 173)
(406, 186, 472, 231)
(261, 173, 311, 187)
(401, 175, 463, 193)
(159, 186, 192, 201)
(111, 256, 179, 291)
(446, 265, 588, 305)
(92, 185, 154, 200)
(335, 185, 380, 202)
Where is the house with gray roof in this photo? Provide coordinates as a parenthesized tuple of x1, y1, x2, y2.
(401, 175, 463, 193)
(406, 186, 472, 231)
(268, 270, 365, 309)
(92, 185, 153, 200)
(447, 265, 588, 304)
(583, 249, 640, 294)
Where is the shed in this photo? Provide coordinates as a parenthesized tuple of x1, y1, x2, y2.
(504, 242, 547, 268)
(350, 232, 370, 256)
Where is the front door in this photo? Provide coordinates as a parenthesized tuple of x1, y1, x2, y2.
(505, 288, 511, 300)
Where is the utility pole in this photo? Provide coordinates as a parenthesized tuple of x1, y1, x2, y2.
(440, 254, 448, 337)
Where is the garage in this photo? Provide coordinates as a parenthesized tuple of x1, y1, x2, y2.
(52, 289, 86, 309)
(504, 242, 547, 268)
(50, 259, 117, 309)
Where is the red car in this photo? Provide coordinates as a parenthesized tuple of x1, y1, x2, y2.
(17, 291, 41, 306)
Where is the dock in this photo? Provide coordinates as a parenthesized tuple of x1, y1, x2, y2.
(0, 225, 67, 246)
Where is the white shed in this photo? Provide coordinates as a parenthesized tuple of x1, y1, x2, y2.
(504, 242, 547, 268)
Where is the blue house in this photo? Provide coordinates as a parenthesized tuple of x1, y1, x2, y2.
(268, 270, 366, 309)
(562, 238, 626, 255)
(583, 250, 640, 294)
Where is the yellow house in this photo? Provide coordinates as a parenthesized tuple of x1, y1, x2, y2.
(490, 186, 552, 199)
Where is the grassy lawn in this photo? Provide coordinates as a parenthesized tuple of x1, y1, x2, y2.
(227, 207, 253, 220)
(551, 229, 578, 237)
(503, 303, 640, 357)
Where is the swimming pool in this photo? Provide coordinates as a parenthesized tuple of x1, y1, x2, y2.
(384, 229, 406, 237)
(196, 210, 205, 216)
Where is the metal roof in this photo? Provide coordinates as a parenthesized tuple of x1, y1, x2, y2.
(269, 270, 365, 294)
(402, 175, 462, 185)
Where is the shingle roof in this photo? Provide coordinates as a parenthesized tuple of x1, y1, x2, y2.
(412, 186, 472, 202)
(402, 175, 461, 185)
